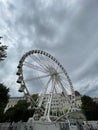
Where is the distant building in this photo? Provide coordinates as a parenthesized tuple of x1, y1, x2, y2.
(40, 91, 82, 114)
(93, 97, 98, 104)
(75, 91, 82, 108)
(4, 91, 82, 113)
(4, 97, 25, 112)
(41, 93, 70, 114)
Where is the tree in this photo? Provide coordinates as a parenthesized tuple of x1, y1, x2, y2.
(0, 83, 9, 122)
(0, 37, 9, 122)
(0, 83, 9, 111)
(0, 38, 9, 110)
(0, 37, 8, 61)
(81, 95, 98, 120)
(32, 93, 38, 102)
(4, 100, 34, 122)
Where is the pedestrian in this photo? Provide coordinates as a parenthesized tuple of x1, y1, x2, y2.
(90, 125, 94, 130)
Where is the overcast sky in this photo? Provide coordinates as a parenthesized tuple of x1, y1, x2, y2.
(0, 0, 98, 97)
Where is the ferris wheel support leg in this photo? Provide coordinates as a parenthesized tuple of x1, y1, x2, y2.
(38, 77, 51, 108)
(42, 102, 51, 122)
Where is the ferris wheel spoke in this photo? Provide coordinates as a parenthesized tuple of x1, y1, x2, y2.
(58, 81, 71, 103)
(61, 80, 71, 91)
(59, 75, 70, 87)
(53, 79, 58, 93)
(45, 56, 55, 66)
(57, 75, 71, 92)
(54, 85, 58, 94)
(23, 61, 47, 73)
(38, 77, 52, 107)
(55, 65, 60, 72)
(42, 77, 52, 94)
(59, 74, 73, 92)
(38, 56, 52, 73)
(39, 54, 56, 69)
(54, 82, 62, 93)
(33, 54, 51, 71)
(24, 74, 50, 82)
(30, 54, 48, 72)
(36, 55, 53, 72)
(58, 80, 68, 96)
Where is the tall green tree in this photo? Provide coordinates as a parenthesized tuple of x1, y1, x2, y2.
(0, 37, 8, 61)
(0, 37, 9, 122)
(0, 83, 9, 122)
(0, 83, 9, 111)
(81, 95, 98, 120)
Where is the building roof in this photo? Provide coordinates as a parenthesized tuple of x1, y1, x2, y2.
(75, 91, 81, 96)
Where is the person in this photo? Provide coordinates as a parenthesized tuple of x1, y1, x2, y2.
(85, 124, 90, 130)
(79, 124, 84, 130)
(90, 125, 94, 130)
(8, 123, 13, 130)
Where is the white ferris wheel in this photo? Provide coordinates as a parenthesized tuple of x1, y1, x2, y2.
(16, 50, 75, 122)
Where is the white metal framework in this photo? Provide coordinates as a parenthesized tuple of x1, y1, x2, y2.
(16, 50, 75, 122)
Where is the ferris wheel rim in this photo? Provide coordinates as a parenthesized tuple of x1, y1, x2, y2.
(17, 50, 74, 94)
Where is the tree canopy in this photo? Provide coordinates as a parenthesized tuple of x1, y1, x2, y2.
(0, 83, 9, 122)
(4, 100, 34, 122)
(0, 83, 9, 111)
(0, 37, 9, 122)
(81, 95, 98, 120)
(0, 37, 8, 61)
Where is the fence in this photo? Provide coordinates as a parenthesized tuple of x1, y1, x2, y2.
(0, 121, 98, 130)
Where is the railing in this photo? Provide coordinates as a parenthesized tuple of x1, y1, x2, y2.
(0, 122, 33, 130)
(0, 121, 98, 130)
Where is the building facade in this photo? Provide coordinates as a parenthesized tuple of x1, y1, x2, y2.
(4, 91, 82, 114)
(41, 91, 82, 114)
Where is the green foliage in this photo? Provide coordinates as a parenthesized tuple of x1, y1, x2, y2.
(0, 83, 9, 111)
(4, 100, 34, 122)
(3, 94, 39, 122)
(0, 39, 8, 61)
(32, 93, 38, 102)
(4, 107, 15, 122)
(81, 95, 98, 120)
(0, 111, 5, 123)
(64, 108, 68, 113)
(0, 38, 9, 122)
(0, 83, 9, 122)
(52, 110, 62, 116)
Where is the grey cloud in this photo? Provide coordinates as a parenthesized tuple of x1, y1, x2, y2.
(0, 0, 98, 97)
(74, 77, 98, 97)
(85, 85, 98, 97)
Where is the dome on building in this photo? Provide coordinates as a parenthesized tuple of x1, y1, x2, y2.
(75, 91, 81, 96)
